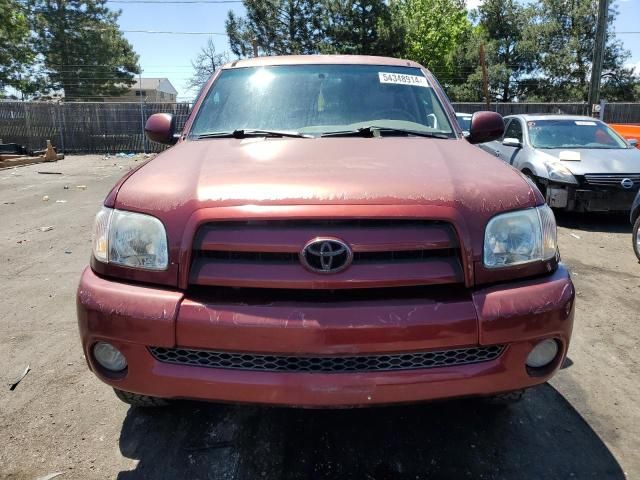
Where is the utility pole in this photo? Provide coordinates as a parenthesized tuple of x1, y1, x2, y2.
(139, 70, 147, 154)
(480, 43, 490, 110)
(587, 0, 609, 118)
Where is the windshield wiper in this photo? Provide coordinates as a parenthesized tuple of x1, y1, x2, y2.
(196, 129, 312, 139)
(321, 126, 450, 139)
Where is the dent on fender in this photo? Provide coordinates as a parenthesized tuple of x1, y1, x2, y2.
(472, 264, 575, 346)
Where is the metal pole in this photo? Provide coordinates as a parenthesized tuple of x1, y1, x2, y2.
(57, 102, 65, 154)
(139, 70, 146, 154)
(480, 43, 490, 110)
(588, 0, 609, 117)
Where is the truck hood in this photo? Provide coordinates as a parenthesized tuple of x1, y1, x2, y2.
(115, 137, 537, 212)
(538, 147, 640, 176)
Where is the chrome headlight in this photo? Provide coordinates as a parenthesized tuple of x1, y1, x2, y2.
(545, 161, 577, 184)
(92, 207, 168, 270)
(484, 205, 557, 268)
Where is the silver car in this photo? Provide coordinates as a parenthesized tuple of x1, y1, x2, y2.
(455, 112, 472, 135)
(479, 114, 640, 212)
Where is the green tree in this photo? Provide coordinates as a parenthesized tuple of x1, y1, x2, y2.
(0, 0, 35, 95)
(226, 0, 323, 57)
(448, 0, 537, 102)
(478, 0, 537, 101)
(394, 0, 471, 84)
(31, 0, 139, 100)
(319, 0, 403, 56)
(188, 38, 229, 94)
(524, 0, 633, 101)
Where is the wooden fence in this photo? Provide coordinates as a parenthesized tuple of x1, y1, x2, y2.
(1, 101, 640, 153)
(0, 102, 191, 153)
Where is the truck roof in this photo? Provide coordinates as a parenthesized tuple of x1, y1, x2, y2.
(223, 55, 424, 70)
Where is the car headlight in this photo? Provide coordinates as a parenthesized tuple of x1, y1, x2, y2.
(92, 207, 168, 270)
(545, 161, 577, 184)
(484, 205, 557, 268)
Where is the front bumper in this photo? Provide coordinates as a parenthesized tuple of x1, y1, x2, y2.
(546, 183, 638, 212)
(77, 266, 575, 407)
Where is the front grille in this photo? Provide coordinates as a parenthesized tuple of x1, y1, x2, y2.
(583, 173, 640, 188)
(149, 345, 505, 373)
(189, 219, 464, 289)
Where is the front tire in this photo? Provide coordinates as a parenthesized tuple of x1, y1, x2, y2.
(114, 388, 169, 408)
(633, 216, 640, 261)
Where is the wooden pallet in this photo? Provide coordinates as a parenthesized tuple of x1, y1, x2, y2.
(0, 153, 64, 170)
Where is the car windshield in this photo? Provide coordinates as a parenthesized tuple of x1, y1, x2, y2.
(190, 64, 455, 137)
(527, 119, 629, 149)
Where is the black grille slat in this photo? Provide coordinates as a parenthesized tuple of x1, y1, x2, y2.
(195, 248, 458, 264)
(149, 345, 505, 373)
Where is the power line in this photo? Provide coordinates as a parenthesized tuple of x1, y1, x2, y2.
(109, 0, 241, 3)
(121, 29, 227, 34)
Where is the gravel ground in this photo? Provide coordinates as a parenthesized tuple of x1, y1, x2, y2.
(0, 155, 638, 479)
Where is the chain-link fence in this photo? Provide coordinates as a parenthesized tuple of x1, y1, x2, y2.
(451, 102, 640, 124)
(1, 101, 639, 153)
(0, 101, 192, 153)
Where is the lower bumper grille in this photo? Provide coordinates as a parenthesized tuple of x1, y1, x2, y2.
(149, 345, 505, 373)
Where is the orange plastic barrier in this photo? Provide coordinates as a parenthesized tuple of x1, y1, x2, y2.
(610, 123, 640, 148)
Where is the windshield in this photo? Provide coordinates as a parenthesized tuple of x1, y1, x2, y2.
(527, 119, 629, 149)
(190, 64, 455, 137)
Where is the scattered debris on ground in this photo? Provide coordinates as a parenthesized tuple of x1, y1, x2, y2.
(9, 364, 30, 391)
(36, 472, 64, 480)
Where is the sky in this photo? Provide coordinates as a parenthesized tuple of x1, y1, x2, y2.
(114, 0, 640, 101)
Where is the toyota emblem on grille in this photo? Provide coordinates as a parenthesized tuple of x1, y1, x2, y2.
(300, 238, 353, 274)
(621, 178, 634, 189)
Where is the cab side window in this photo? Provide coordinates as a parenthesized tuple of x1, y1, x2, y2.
(504, 119, 523, 142)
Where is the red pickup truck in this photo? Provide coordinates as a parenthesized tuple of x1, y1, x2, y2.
(77, 56, 574, 408)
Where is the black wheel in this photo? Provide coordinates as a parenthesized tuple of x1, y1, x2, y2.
(113, 388, 169, 407)
(485, 389, 526, 405)
(633, 216, 640, 262)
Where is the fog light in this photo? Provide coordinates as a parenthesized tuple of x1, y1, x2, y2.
(526, 339, 558, 368)
(93, 342, 127, 372)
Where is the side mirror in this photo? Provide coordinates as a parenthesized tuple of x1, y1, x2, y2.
(467, 111, 504, 144)
(502, 137, 522, 148)
(628, 138, 638, 147)
(145, 113, 177, 145)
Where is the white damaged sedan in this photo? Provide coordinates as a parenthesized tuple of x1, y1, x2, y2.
(479, 114, 640, 212)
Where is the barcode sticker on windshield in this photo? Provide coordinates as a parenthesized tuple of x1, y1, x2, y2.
(378, 72, 429, 87)
(575, 121, 597, 126)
